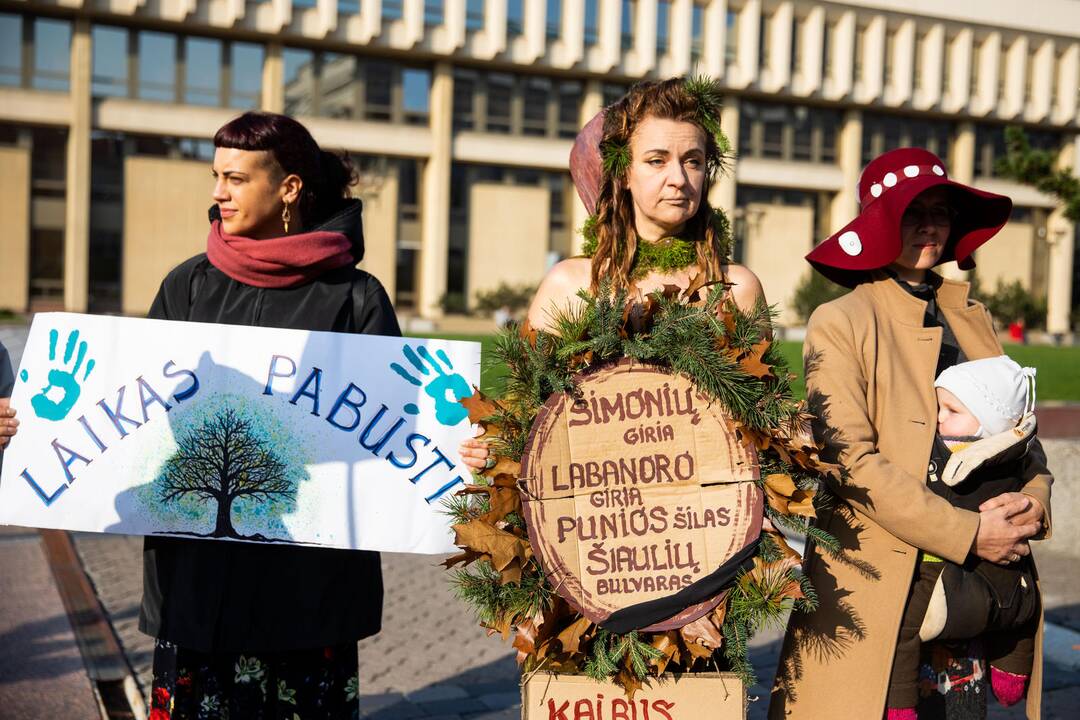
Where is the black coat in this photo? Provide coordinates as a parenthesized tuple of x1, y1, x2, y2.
(139, 200, 400, 652)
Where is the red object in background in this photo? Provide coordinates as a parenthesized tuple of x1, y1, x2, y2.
(1008, 321, 1026, 343)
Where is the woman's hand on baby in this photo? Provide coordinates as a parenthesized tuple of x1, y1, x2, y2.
(974, 495, 1040, 565)
(979, 492, 1045, 531)
(458, 436, 491, 471)
(0, 398, 17, 449)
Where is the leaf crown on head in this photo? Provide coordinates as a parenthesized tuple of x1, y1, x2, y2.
(597, 75, 733, 184)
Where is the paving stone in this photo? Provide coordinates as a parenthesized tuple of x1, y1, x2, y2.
(418, 697, 489, 716)
(477, 691, 521, 710)
(405, 683, 471, 702)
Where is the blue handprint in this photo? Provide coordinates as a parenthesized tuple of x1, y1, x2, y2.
(21, 328, 95, 422)
(390, 344, 470, 426)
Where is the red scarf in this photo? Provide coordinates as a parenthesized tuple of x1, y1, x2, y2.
(206, 220, 355, 289)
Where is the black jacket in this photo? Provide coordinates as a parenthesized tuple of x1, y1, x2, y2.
(139, 199, 400, 652)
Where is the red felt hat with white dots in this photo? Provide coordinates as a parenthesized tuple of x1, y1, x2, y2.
(806, 147, 1013, 287)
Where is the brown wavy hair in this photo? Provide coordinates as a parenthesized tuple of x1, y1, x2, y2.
(589, 78, 730, 293)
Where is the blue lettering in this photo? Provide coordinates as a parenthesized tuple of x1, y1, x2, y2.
(76, 414, 107, 452)
(163, 360, 200, 403)
(20, 468, 67, 506)
(425, 476, 466, 504)
(97, 387, 142, 438)
(263, 354, 297, 396)
(387, 432, 430, 469)
(325, 383, 367, 431)
(136, 375, 172, 422)
(51, 439, 91, 483)
(359, 405, 407, 456)
(410, 446, 455, 484)
(289, 367, 323, 417)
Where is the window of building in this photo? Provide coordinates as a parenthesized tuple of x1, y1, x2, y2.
(657, 0, 671, 55)
(585, 0, 600, 46)
(424, 0, 444, 26)
(998, 41, 1010, 99)
(547, 0, 562, 40)
(364, 59, 394, 120)
(28, 126, 68, 306)
(338, 1, 361, 14)
(32, 18, 70, 91)
(138, 31, 178, 102)
(975, 123, 1061, 177)
(383, 0, 404, 21)
(402, 67, 431, 124)
(863, 113, 955, 167)
(229, 42, 264, 109)
(485, 73, 514, 133)
(508, 0, 524, 36)
(691, 3, 705, 64)
(557, 81, 582, 138)
(283, 47, 317, 116)
(453, 69, 478, 131)
(184, 37, 222, 106)
(884, 25, 895, 85)
(292, 0, 317, 8)
(603, 82, 629, 107)
(319, 52, 360, 119)
(523, 77, 551, 136)
(621, 0, 636, 51)
(0, 14, 21, 87)
(725, 8, 738, 67)
(466, 0, 485, 31)
(739, 100, 842, 164)
(92, 25, 129, 97)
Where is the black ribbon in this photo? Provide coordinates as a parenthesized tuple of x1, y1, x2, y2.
(600, 537, 762, 634)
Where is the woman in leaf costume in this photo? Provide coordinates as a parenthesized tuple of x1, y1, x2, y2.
(452, 77, 838, 699)
(460, 76, 765, 469)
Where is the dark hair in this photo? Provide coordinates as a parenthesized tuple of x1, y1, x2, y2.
(214, 112, 357, 228)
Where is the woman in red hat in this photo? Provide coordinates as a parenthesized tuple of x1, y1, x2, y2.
(460, 77, 765, 468)
(769, 148, 1053, 720)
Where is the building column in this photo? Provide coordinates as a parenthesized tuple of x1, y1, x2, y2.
(829, 109, 862, 236)
(1046, 135, 1078, 337)
(261, 43, 285, 113)
(64, 19, 91, 313)
(570, 79, 604, 256)
(941, 122, 978, 280)
(710, 97, 739, 221)
(417, 62, 453, 319)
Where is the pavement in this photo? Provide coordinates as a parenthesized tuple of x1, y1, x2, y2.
(2, 323, 1080, 719)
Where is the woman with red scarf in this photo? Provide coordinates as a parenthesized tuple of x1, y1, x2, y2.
(142, 112, 398, 719)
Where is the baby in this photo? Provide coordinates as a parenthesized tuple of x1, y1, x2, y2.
(887, 355, 1041, 720)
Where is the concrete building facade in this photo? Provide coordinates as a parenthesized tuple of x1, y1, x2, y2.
(1, 0, 1078, 331)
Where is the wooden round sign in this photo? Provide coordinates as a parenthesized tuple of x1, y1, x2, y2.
(520, 360, 763, 630)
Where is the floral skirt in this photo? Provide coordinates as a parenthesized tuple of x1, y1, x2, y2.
(149, 639, 360, 720)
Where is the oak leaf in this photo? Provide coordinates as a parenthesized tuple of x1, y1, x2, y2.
(452, 520, 530, 572)
(460, 389, 500, 424)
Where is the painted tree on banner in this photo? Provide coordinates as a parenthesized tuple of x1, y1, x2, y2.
(158, 407, 293, 539)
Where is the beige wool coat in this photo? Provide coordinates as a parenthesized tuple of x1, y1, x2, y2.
(768, 274, 1053, 720)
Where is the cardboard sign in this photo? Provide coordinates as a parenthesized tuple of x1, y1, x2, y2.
(521, 672, 745, 720)
(520, 360, 762, 628)
(0, 312, 480, 554)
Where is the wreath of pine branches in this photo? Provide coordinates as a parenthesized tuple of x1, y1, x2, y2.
(444, 280, 842, 698)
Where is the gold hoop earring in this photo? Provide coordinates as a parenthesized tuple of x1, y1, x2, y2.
(282, 203, 291, 234)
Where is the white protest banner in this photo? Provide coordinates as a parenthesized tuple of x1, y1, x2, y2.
(0, 313, 481, 554)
